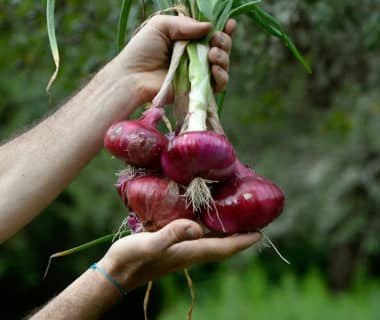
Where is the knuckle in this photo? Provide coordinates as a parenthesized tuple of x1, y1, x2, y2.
(149, 15, 164, 26)
(165, 220, 187, 243)
(166, 227, 181, 243)
(219, 51, 229, 67)
(221, 34, 232, 51)
(210, 31, 222, 46)
(209, 47, 219, 61)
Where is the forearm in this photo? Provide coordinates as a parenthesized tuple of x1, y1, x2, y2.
(29, 260, 125, 320)
(0, 61, 142, 242)
(28, 219, 261, 319)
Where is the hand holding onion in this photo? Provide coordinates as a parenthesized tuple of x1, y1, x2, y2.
(101, 4, 293, 319)
(106, 15, 236, 118)
(97, 219, 261, 292)
(105, 8, 285, 237)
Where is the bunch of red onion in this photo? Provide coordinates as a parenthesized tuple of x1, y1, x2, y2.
(103, 11, 285, 235)
(104, 106, 284, 235)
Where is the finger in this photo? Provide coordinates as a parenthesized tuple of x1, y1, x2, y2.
(209, 47, 230, 70)
(210, 31, 232, 54)
(212, 65, 229, 93)
(150, 15, 212, 41)
(170, 232, 262, 267)
(194, 233, 261, 262)
(224, 19, 237, 36)
(153, 219, 204, 250)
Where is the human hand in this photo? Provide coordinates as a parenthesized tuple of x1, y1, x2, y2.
(109, 15, 236, 107)
(98, 219, 260, 292)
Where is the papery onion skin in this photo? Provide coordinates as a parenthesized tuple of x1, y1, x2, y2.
(127, 212, 143, 234)
(125, 175, 196, 232)
(104, 107, 167, 168)
(161, 131, 236, 185)
(116, 172, 131, 207)
(201, 173, 285, 233)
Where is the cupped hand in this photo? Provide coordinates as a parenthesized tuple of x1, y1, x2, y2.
(112, 15, 236, 105)
(98, 219, 260, 292)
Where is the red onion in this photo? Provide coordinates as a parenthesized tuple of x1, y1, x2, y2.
(122, 175, 196, 232)
(161, 131, 236, 185)
(127, 212, 143, 233)
(104, 107, 168, 168)
(201, 161, 284, 233)
(116, 171, 131, 207)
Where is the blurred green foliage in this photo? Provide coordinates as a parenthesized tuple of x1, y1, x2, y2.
(159, 261, 380, 320)
(0, 0, 380, 319)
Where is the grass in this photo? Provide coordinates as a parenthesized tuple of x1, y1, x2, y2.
(158, 262, 380, 320)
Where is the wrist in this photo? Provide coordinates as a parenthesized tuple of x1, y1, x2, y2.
(104, 57, 150, 107)
(97, 255, 135, 293)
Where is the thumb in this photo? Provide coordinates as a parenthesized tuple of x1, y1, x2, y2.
(154, 219, 203, 249)
(150, 15, 212, 41)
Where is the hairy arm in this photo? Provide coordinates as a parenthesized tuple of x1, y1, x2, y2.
(29, 220, 260, 320)
(0, 65, 141, 243)
(28, 265, 122, 320)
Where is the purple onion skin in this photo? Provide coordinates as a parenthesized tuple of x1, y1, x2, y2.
(161, 131, 236, 185)
(104, 107, 168, 168)
(124, 175, 196, 232)
(127, 212, 143, 233)
(202, 173, 285, 234)
(116, 172, 130, 207)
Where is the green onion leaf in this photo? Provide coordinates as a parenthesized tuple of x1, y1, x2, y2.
(247, 8, 312, 73)
(195, 0, 214, 21)
(43, 230, 131, 278)
(248, 9, 284, 39)
(254, 6, 285, 34)
(254, 8, 312, 74)
(215, 0, 234, 31)
(229, 0, 261, 17)
(46, 0, 59, 94)
(216, 0, 261, 31)
(156, 0, 172, 10)
(117, 0, 133, 52)
(284, 35, 312, 74)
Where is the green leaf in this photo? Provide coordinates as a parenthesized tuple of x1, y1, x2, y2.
(248, 9, 284, 39)
(215, 0, 234, 31)
(244, 8, 311, 73)
(284, 36, 312, 74)
(253, 8, 312, 73)
(195, 0, 214, 21)
(156, 0, 172, 10)
(255, 6, 285, 34)
(229, 0, 261, 17)
(46, 0, 59, 93)
(44, 230, 131, 278)
(117, 0, 133, 52)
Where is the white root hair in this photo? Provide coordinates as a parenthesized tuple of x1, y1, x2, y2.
(260, 231, 291, 265)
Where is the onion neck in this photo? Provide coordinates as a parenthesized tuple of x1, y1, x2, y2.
(140, 107, 164, 127)
(173, 55, 190, 131)
(186, 42, 212, 132)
